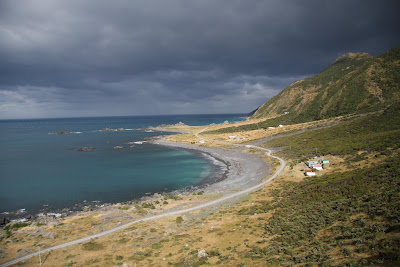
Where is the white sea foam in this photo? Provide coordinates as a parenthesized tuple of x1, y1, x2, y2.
(201, 153, 227, 172)
(11, 218, 28, 223)
(133, 141, 147, 144)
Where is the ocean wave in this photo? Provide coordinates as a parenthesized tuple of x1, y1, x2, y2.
(11, 218, 28, 223)
(133, 141, 147, 144)
(201, 152, 227, 171)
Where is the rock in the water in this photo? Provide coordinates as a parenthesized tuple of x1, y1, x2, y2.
(197, 250, 208, 258)
(78, 147, 96, 152)
(97, 128, 117, 132)
(113, 146, 123, 149)
(50, 131, 72, 134)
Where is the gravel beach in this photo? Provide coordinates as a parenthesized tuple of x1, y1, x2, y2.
(153, 138, 270, 195)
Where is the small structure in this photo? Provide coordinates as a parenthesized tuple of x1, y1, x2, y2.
(198, 140, 205, 144)
(321, 159, 330, 164)
(306, 161, 319, 167)
(267, 127, 275, 129)
(284, 112, 290, 115)
(278, 125, 284, 128)
(305, 170, 316, 176)
(310, 163, 323, 170)
(228, 135, 237, 139)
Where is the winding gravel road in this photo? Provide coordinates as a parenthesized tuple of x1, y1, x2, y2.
(0, 129, 286, 267)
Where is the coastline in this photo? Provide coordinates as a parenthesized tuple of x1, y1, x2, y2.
(1, 128, 269, 226)
(152, 137, 270, 194)
(0, 127, 277, 267)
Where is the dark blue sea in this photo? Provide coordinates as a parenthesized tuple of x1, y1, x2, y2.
(0, 114, 246, 216)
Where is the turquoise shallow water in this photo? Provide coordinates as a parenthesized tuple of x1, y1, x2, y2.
(0, 114, 245, 215)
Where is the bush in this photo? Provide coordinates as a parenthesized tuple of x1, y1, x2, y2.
(176, 216, 184, 224)
(82, 241, 104, 251)
(141, 203, 155, 209)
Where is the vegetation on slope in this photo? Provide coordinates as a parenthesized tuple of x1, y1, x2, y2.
(263, 104, 400, 162)
(252, 46, 400, 123)
(204, 114, 295, 134)
(215, 105, 399, 266)
(242, 155, 400, 266)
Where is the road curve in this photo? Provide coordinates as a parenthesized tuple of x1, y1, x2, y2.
(1, 130, 286, 267)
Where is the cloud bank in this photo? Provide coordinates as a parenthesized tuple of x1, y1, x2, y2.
(0, 0, 399, 119)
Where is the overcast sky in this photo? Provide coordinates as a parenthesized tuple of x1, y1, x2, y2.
(0, 0, 399, 119)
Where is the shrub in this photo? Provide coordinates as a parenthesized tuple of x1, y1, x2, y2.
(82, 241, 104, 251)
(141, 203, 155, 209)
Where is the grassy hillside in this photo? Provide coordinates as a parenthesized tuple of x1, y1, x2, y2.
(170, 106, 400, 266)
(243, 104, 400, 266)
(263, 104, 400, 163)
(252, 46, 400, 123)
(243, 155, 400, 266)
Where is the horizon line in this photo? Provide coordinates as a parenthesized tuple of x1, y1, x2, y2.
(0, 112, 250, 121)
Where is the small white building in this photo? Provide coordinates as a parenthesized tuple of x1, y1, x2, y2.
(267, 127, 275, 129)
(310, 164, 323, 171)
(198, 140, 205, 144)
(228, 135, 237, 139)
(278, 125, 284, 128)
(305, 170, 316, 176)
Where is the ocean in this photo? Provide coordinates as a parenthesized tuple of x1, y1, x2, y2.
(0, 114, 246, 216)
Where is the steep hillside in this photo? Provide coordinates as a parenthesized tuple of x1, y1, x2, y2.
(253, 46, 400, 122)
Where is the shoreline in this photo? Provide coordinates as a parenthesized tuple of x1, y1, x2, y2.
(151, 134, 270, 194)
(1, 129, 269, 225)
(0, 128, 279, 267)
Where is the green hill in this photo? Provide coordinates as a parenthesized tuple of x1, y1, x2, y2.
(252, 46, 400, 123)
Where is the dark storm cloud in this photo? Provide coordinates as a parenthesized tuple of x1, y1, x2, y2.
(0, 0, 399, 119)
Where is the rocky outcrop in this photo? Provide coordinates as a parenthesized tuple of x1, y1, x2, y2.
(50, 131, 72, 134)
(27, 228, 56, 239)
(97, 128, 125, 132)
(78, 147, 96, 152)
(175, 122, 186, 126)
(0, 248, 6, 259)
(97, 128, 117, 132)
(0, 216, 10, 226)
(197, 250, 208, 258)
